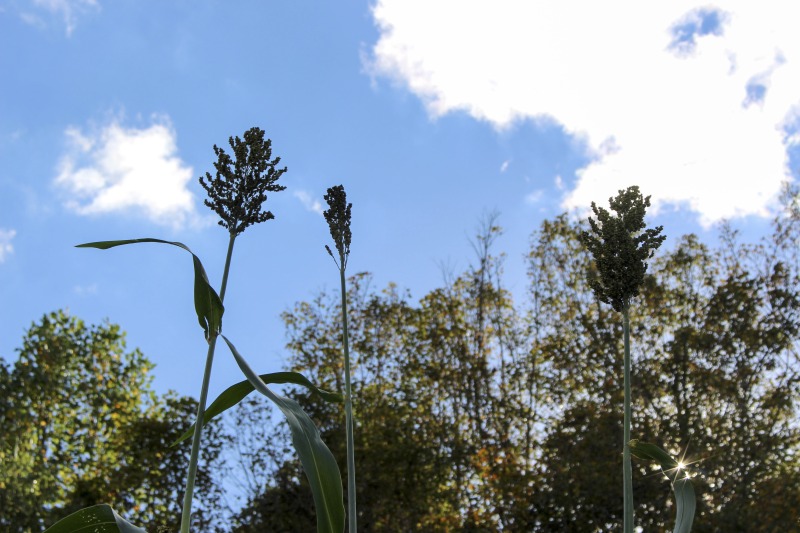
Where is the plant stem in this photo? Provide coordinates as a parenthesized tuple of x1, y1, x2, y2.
(340, 265, 357, 533)
(218, 233, 236, 302)
(623, 304, 633, 533)
(180, 233, 236, 533)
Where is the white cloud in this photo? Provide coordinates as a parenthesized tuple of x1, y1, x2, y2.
(294, 190, 324, 215)
(73, 283, 98, 296)
(525, 189, 544, 204)
(55, 117, 202, 229)
(500, 160, 510, 173)
(22, 0, 99, 36)
(367, 1, 800, 227)
(0, 229, 16, 263)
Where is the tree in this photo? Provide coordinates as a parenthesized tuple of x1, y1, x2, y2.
(527, 211, 800, 531)
(0, 310, 227, 532)
(233, 201, 800, 531)
(235, 219, 532, 531)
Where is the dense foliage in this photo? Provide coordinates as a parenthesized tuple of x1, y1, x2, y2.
(0, 311, 227, 532)
(3, 197, 800, 531)
(235, 206, 800, 531)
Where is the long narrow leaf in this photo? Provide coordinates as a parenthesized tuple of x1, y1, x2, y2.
(673, 477, 696, 533)
(629, 439, 679, 470)
(221, 335, 345, 533)
(43, 504, 146, 533)
(172, 371, 343, 446)
(629, 439, 696, 533)
(77, 238, 223, 338)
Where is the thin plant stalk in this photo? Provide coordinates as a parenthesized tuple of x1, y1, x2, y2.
(623, 304, 633, 533)
(340, 266, 357, 533)
(180, 233, 236, 533)
(580, 186, 665, 533)
(323, 184, 356, 531)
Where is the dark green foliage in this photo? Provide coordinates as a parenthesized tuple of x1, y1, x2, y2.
(233, 460, 317, 533)
(323, 184, 352, 268)
(9, 190, 800, 531)
(581, 185, 666, 312)
(173, 371, 343, 447)
(221, 335, 346, 533)
(199, 126, 287, 236)
(232, 204, 800, 531)
(42, 504, 146, 533)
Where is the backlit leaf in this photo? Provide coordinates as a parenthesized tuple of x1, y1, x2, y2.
(43, 504, 146, 533)
(221, 335, 345, 533)
(172, 371, 343, 447)
(629, 439, 696, 533)
(77, 239, 223, 339)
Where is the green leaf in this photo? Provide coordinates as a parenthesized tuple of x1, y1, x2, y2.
(629, 439, 679, 470)
(77, 239, 224, 339)
(43, 504, 146, 533)
(172, 371, 343, 447)
(672, 477, 696, 533)
(629, 440, 696, 533)
(221, 335, 345, 533)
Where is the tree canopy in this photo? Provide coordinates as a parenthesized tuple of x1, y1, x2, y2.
(3, 195, 800, 531)
(0, 311, 227, 532)
(233, 203, 800, 531)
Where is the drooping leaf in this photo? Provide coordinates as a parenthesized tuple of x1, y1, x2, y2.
(221, 335, 345, 533)
(43, 504, 146, 533)
(77, 239, 224, 339)
(629, 439, 679, 470)
(672, 477, 696, 533)
(629, 439, 696, 533)
(172, 371, 343, 446)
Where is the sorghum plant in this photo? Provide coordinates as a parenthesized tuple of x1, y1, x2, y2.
(581, 186, 694, 533)
(323, 184, 357, 532)
(48, 127, 344, 533)
(183, 126, 287, 531)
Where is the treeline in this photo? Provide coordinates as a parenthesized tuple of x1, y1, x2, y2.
(0, 312, 229, 531)
(3, 200, 800, 531)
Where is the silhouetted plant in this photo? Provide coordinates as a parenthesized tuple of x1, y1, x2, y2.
(53, 127, 345, 533)
(581, 186, 693, 533)
(324, 184, 357, 532)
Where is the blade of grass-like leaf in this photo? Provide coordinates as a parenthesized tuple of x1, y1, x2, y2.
(77, 239, 223, 338)
(43, 504, 146, 533)
(221, 335, 345, 533)
(629, 439, 679, 470)
(629, 440, 696, 533)
(673, 477, 696, 533)
(172, 372, 343, 446)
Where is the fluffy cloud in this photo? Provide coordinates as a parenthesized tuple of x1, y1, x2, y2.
(0, 228, 15, 263)
(294, 190, 324, 215)
(55, 117, 201, 229)
(367, 1, 800, 226)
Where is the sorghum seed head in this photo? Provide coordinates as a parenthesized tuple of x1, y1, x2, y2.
(199, 127, 287, 236)
(580, 185, 666, 312)
(323, 185, 352, 269)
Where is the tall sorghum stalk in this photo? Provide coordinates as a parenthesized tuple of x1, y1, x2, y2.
(323, 184, 357, 533)
(581, 186, 665, 533)
(181, 127, 286, 533)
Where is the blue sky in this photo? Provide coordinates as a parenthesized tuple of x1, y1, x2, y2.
(1, 0, 799, 402)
